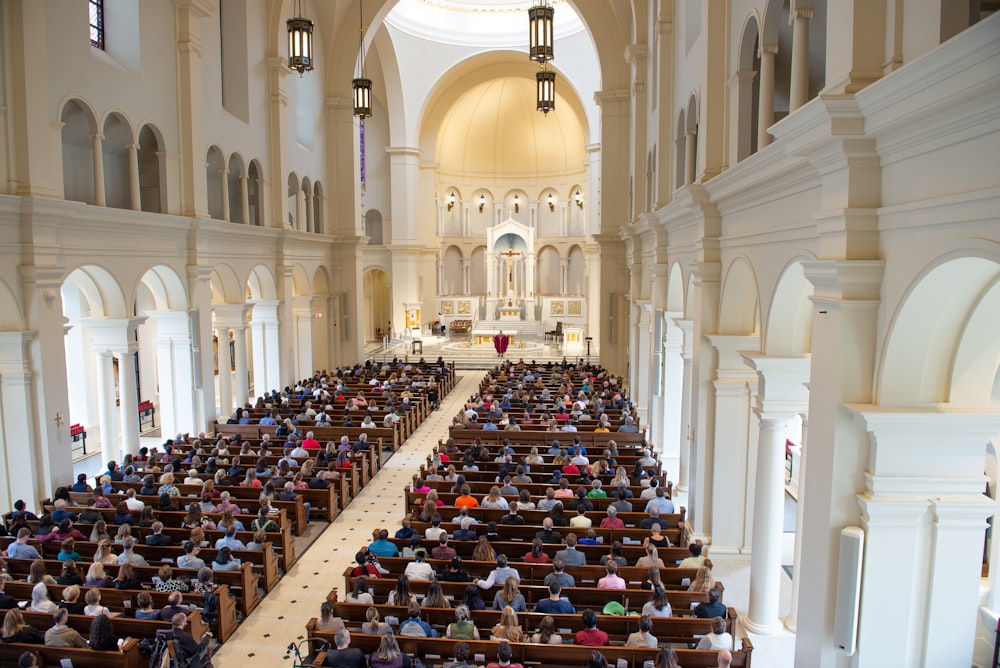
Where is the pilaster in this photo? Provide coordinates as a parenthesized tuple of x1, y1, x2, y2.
(172, 0, 213, 217)
(0, 332, 43, 511)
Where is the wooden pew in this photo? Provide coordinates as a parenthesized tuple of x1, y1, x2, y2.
(329, 600, 736, 645)
(304, 625, 753, 668)
(20, 609, 208, 646)
(4, 558, 261, 617)
(4, 581, 237, 643)
(0, 639, 143, 668)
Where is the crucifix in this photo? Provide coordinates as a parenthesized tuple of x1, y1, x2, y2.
(499, 248, 520, 283)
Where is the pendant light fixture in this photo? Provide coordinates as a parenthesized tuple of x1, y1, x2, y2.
(287, 0, 314, 76)
(536, 65, 556, 116)
(528, 1, 554, 64)
(352, 0, 373, 118)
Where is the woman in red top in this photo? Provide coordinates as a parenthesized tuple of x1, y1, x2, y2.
(522, 538, 550, 564)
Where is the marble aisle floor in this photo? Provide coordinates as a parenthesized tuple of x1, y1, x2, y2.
(207, 372, 796, 667)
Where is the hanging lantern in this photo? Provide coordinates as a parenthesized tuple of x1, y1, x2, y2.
(287, 0, 314, 76)
(353, 77, 373, 118)
(536, 67, 556, 115)
(528, 2, 554, 63)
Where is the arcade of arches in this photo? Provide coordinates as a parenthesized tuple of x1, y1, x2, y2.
(0, 1, 998, 667)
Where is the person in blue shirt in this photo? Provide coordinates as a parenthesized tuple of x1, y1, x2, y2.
(399, 600, 438, 637)
(643, 488, 675, 515)
(368, 529, 398, 557)
(533, 583, 576, 614)
(238, 410, 251, 424)
(395, 516, 417, 540)
(259, 410, 277, 426)
(70, 474, 91, 493)
(482, 420, 498, 431)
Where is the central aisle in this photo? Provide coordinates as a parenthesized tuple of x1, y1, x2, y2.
(211, 374, 482, 665)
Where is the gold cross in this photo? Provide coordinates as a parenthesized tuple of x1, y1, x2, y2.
(54, 413, 64, 427)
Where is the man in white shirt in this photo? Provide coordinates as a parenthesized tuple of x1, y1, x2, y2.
(569, 506, 592, 529)
(123, 488, 145, 511)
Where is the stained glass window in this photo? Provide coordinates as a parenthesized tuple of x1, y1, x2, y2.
(89, 0, 105, 50)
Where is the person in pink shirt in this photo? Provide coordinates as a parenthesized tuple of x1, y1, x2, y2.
(596, 562, 626, 589)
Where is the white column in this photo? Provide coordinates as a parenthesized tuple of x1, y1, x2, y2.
(746, 412, 793, 634)
(784, 410, 809, 631)
(673, 318, 694, 492)
(239, 172, 250, 226)
(148, 311, 196, 439)
(634, 304, 652, 426)
(249, 300, 281, 396)
(850, 409, 999, 667)
(294, 188, 303, 230)
(94, 351, 119, 465)
(292, 297, 313, 381)
(684, 129, 696, 184)
(304, 189, 314, 233)
(741, 354, 811, 635)
(127, 143, 141, 211)
(92, 134, 106, 206)
(0, 332, 42, 512)
(560, 259, 569, 295)
(524, 252, 535, 301)
(114, 349, 140, 456)
(757, 44, 778, 149)
(788, 9, 813, 112)
(215, 327, 233, 416)
(232, 325, 249, 408)
(219, 166, 230, 222)
(661, 315, 684, 461)
(706, 334, 760, 554)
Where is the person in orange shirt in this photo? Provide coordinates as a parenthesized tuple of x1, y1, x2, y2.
(454, 484, 479, 509)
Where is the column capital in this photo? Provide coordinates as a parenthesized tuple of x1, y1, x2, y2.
(84, 317, 148, 353)
(0, 332, 36, 373)
(790, 7, 814, 22)
(759, 43, 779, 57)
(741, 354, 811, 416)
(848, 405, 1000, 487)
(708, 334, 761, 380)
(212, 303, 250, 329)
(803, 260, 884, 303)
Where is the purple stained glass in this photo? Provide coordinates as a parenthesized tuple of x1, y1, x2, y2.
(89, 0, 105, 50)
(359, 117, 366, 186)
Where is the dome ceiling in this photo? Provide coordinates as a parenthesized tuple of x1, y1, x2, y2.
(435, 76, 586, 179)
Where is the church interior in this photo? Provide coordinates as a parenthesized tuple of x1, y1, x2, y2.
(0, 0, 999, 666)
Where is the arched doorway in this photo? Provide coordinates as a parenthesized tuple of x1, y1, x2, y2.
(363, 268, 391, 341)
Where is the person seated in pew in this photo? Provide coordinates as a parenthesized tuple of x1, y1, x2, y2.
(351, 551, 384, 579)
(644, 487, 675, 515)
(432, 534, 458, 561)
(159, 591, 193, 621)
(44, 607, 87, 648)
(597, 561, 627, 590)
(117, 537, 149, 567)
(640, 507, 670, 532)
(387, 575, 417, 607)
(177, 542, 207, 572)
(57, 537, 81, 563)
(315, 600, 346, 634)
(323, 628, 368, 668)
(695, 586, 728, 619)
(439, 556, 471, 583)
(445, 604, 479, 640)
(57, 585, 86, 616)
(489, 605, 524, 642)
(424, 515, 447, 541)
(403, 549, 434, 582)
(85, 562, 114, 589)
(251, 508, 280, 535)
(345, 576, 375, 606)
(2, 609, 44, 644)
(554, 533, 587, 566)
(641, 585, 673, 618)
(485, 640, 523, 668)
(70, 472, 92, 494)
(492, 578, 526, 613)
(697, 616, 735, 651)
(83, 588, 113, 617)
(114, 563, 143, 591)
(635, 544, 666, 570)
(398, 600, 438, 637)
(38, 518, 88, 544)
(573, 609, 609, 647)
(624, 614, 658, 648)
(533, 517, 563, 545)
(443, 641, 479, 668)
(500, 506, 525, 526)
(569, 506, 592, 529)
(529, 614, 563, 644)
(543, 559, 575, 589)
(679, 540, 707, 569)
(211, 546, 241, 571)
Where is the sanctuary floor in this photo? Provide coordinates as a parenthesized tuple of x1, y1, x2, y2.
(73, 373, 795, 667)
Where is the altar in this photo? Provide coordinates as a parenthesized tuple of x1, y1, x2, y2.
(473, 329, 517, 346)
(499, 305, 521, 320)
